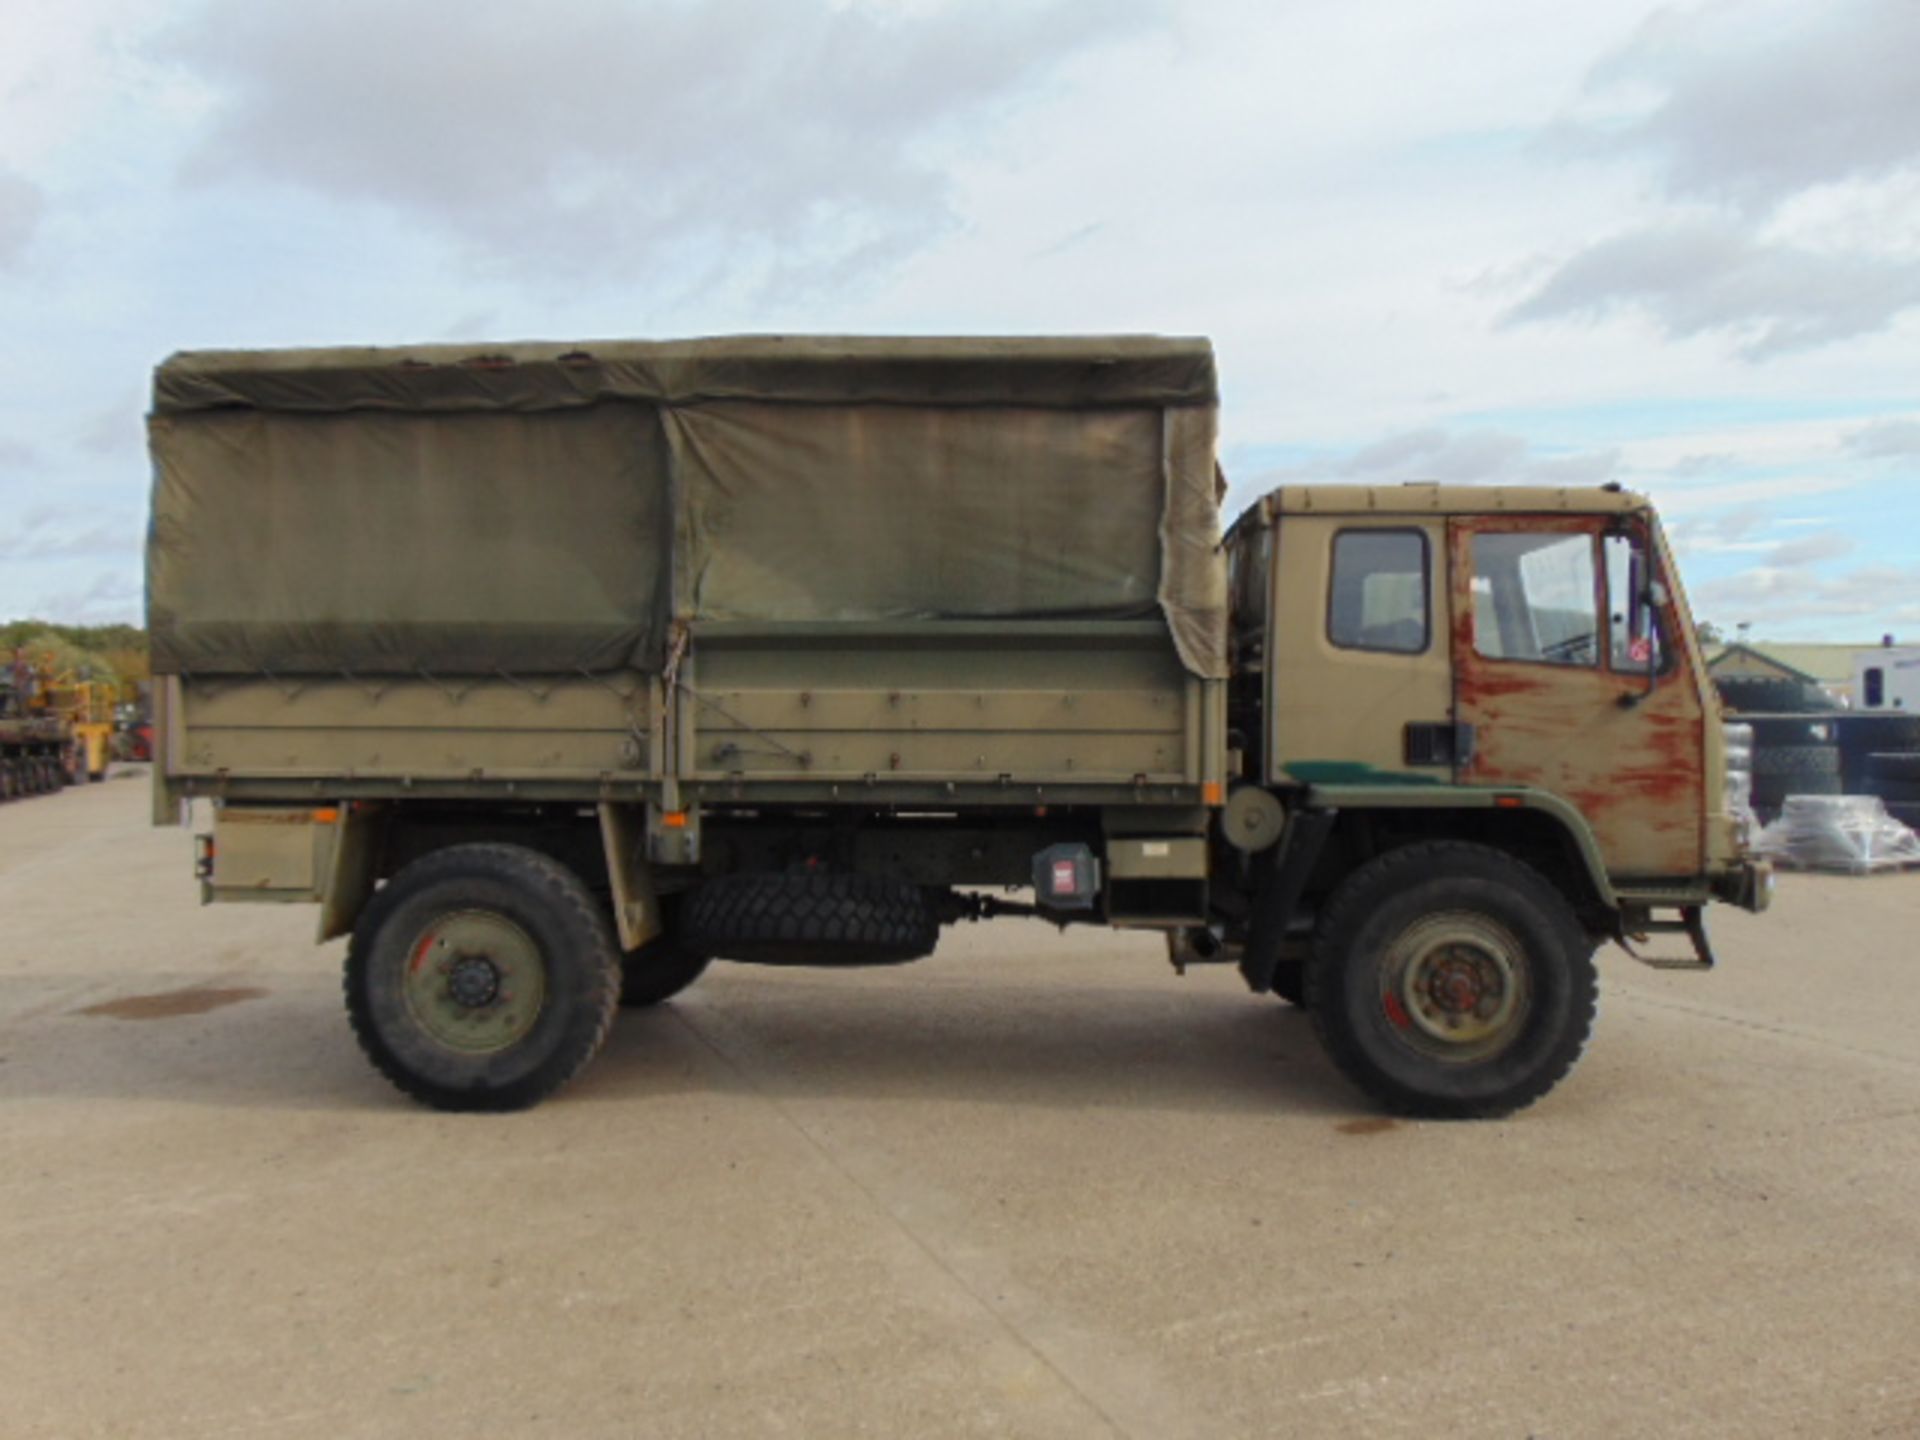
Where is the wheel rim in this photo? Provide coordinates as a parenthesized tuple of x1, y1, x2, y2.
(1376, 911, 1531, 1064)
(401, 910, 548, 1054)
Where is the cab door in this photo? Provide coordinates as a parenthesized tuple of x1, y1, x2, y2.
(1448, 512, 1706, 879)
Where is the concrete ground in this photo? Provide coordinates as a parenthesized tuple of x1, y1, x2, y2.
(2, 776, 1917, 1440)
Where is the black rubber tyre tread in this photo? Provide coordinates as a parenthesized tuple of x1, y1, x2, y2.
(344, 842, 621, 1112)
(617, 893, 711, 1007)
(1750, 744, 1840, 777)
(1745, 715, 1835, 748)
(681, 872, 939, 965)
(1865, 751, 1920, 783)
(1834, 714, 1920, 752)
(1714, 676, 1831, 714)
(1306, 842, 1598, 1120)
(1269, 960, 1305, 1006)
(619, 942, 711, 1007)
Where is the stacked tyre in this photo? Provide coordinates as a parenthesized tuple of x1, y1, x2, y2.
(1747, 715, 1840, 825)
(1723, 722, 1754, 820)
(1715, 674, 1835, 716)
(1846, 712, 1920, 833)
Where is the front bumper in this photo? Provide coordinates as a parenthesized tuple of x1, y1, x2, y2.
(1711, 857, 1774, 913)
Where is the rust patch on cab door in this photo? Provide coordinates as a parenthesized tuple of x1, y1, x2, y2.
(1449, 517, 1706, 878)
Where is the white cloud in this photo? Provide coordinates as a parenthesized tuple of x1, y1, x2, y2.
(0, 508, 143, 563)
(1765, 531, 1855, 568)
(1695, 564, 1920, 633)
(0, 168, 44, 267)
(158, 0, 1165, 290)
(1515, 2, 1920, 361)
(1505, 221, 1920, 359)
(1846, 418, 1920, 459)
(32, 567, 144, 624)
(1570, 0, 1920, 214)
(0, 0, 1914, 640)
(1258, 428, 1619, 490)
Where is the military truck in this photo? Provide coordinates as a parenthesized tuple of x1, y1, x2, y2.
(1, 659, 78, 800)
(146, 337, 1769, 1115)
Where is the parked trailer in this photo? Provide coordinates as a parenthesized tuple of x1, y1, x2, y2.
(147, 336, 1770, 1115)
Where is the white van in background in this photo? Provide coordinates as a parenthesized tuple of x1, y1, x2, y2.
(1855, 641, 1920, 711)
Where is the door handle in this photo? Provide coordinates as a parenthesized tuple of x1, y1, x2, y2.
(1405, 722, 1475, 767)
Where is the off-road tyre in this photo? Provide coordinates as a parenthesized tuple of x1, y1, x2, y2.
(1270, 960, 1306, 1006)
(1836, 712, 1920, 753)
(1715, 675, 1830, 715)
(345, 843, 621, 1112)
(1751, 744, 1840, 777)
(618, 897, 712, 1007)
(1306, 842, 1598, 1120)
(1864, 751, 1920, 792)
(681, 872, 939, 966)
(620, 944, 710, 1006)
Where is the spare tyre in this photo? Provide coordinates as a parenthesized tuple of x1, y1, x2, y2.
(1835, 713, 1920, 753)
(1751, 744, 1841, 777)
(1862, 750, 1920, 803)
(1751, 744, 1842, 810)
(1715, 675, 1832, 714)
(681, 873, 940, 966)
(1864, 750, 1920, 783)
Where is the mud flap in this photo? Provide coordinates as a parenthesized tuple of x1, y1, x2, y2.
(1238, 809, 1335, 993)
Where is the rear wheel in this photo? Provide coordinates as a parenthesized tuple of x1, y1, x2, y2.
(619, 900, 711, 1007)
(1270, 960, 1305, 1006)
(1307, 843, 1597, 1119)
(345, 843, 620, 1111)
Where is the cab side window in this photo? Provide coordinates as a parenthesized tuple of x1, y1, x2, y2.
(1604, 532, 1673, 675)
(1329, 529, 1428, 654)
(1470, 531, 1600, 667)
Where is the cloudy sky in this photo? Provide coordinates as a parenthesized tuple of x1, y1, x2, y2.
(1, 0, 1916, 639)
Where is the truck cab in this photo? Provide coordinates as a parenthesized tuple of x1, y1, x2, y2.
(1211, 483, 1768, 1112)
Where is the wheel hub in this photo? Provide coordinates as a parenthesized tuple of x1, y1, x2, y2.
(1379, 913, 1531, 1062)
(445, 954, 503, 1009)
(400, 910, 547, 1055)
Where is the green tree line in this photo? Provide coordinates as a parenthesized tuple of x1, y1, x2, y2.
(1, 621, 149, 693)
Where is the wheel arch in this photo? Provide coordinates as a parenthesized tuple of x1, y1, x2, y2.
(1308, 784, 1618, 932)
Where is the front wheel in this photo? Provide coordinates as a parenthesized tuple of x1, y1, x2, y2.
(345, 843, 621, 1111)
(1306, 843, 1597, 1119)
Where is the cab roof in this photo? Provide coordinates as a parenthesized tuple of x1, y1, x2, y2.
(1242, 483, 1650, 524)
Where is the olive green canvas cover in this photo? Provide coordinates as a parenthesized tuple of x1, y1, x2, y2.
(147, 336, 1226, 679)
